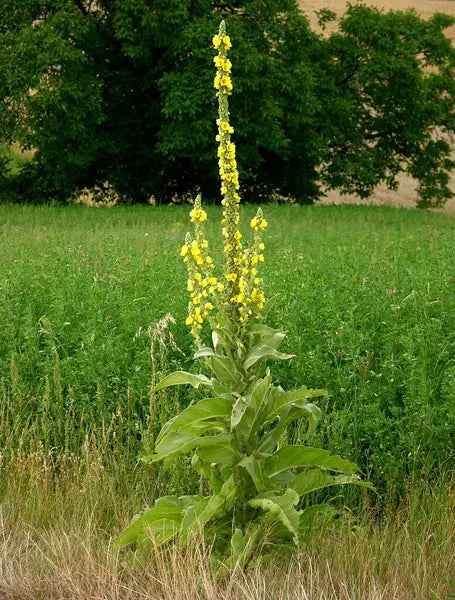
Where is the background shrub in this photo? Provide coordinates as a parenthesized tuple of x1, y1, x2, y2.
(0, 1, 454, 206)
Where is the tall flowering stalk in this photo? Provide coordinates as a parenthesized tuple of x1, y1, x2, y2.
(181, 21, 267, 336)
(116, 22, 370, 570)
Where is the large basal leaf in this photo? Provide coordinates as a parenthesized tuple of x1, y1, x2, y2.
(152, 371, 212, 392)
(264, 446, 360, 478)
(114, 496, 182, 548)
(243, 345, 296, 370)
(179, 476, 238, 545)
(156, 397, 232, 444)
(288, 469, 375, 496)
(248, 489, 301, 545)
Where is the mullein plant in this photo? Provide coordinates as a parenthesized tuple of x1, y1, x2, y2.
(116, 21, 371, 569)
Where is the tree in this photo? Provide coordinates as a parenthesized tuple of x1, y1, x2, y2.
(0, 0, 454, 206)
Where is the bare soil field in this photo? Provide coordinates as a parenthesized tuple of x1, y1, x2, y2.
(300, 0, 455, 211)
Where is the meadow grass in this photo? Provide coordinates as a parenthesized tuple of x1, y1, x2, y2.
(2, 203, 455, 489)
(1, 203, 455, 597)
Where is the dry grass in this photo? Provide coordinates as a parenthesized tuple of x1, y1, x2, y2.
(1, 449, 454, 600)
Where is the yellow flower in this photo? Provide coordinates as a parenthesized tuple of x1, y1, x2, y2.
(180, 244, 188, 257)
(209, 277, 217, 285)
(226, 273, 237, 282)
(205, 302, 214, 310)
(223, 35, 232, 49)
(185, 316, 194, 326)
(234, 231, 242, 241)
(259, 242, 265, 250)
(193, 295, 201, 305)
(187, 280, 194, 292)
(250, 218, 258, 229)
(190, 207, 207, 223)
(213, 35, 221, 48)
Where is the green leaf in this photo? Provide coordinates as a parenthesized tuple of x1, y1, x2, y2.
(231, 396, 248, 430)
(145, 432, 234, 464)
(271, 386, 328, 416)
(196, 434, 240, 466)
(152, 371, 212, 393)
(248, 489, 301, 545)
(264, 446, 360, 478)
(209, 356, 242, 386)
(285, 403, 322, 438)
(238, 455, 275, 492)
(143, 432, 202, 463)
(179, 476, 238, 544)
(244, 345, 295, 370)
(234, 377, 271, 443)
(194, 347, 218, 359)
(156, 397, 231, 444)
(230, 528, 247, 561)
(114, 496, 182, 548)
(289, 469, 374, 496)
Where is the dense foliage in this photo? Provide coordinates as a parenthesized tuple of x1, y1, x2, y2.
(1, 0, 455, 206)
(2, 203, 455, 499)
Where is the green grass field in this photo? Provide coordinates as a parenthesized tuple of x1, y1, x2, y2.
(1, 203, 455, 598)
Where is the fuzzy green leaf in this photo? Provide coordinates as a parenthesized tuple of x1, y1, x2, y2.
(265, 446, 360, 478)
(248, 489, 301, 544)
(152, 371, 212, 392)
(231, 396, 248, 430)
(289, 469, 374, 496)
(114, 496, 182, 548)
(195, 434, 240, 466)
(243, 345, 295, 370)
(156, 397, 231, 445)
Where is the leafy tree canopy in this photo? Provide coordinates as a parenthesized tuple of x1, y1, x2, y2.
(1, 0, 454, 206)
